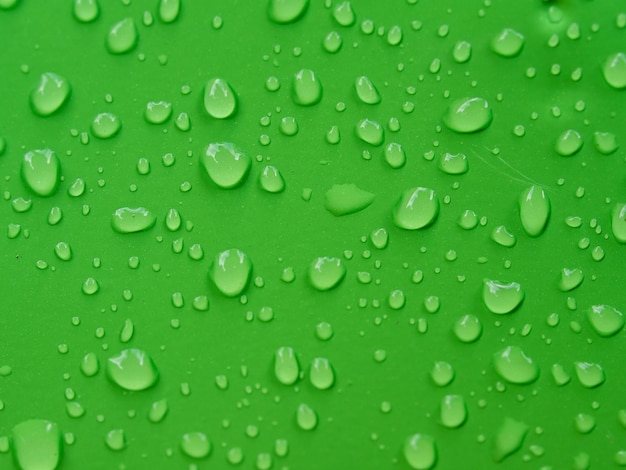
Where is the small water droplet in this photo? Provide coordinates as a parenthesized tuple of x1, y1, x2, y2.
(324, 183, 374, 216)
(355, 118, 384, 146)
(175, 112, 191, 131)
(309, 357, 335, 390)
(483, 280, 524, 314)
(30, 73, 71, 117)
(491, 28, 525, 57)
(308, 256, 346, 291)
(144, 100, 172, 124)
(315, 322, 333, 341)
(559, 268, 583, 291)
(209, 248, 252, 297)
(611, 203, 626, 243)
(493, 417, 528, 462)
(165, 208, 182, 231)
(274, 346, 300, 385)
(66, 402, 85, 419)
(430, 361, 454, 386)
(81, 352, 99, 377)
(82, 277, 99, 295)
(105, 429, 126, 451)
(111, 207, 156, 234)
(12, 419, 61, 470)
(333, 1, 355, 26)
(574, 413, 596, 434)
(388, 290, 406, 310)
(593, 131, 618, 154)
(387, 25, 403, 45)
(106, 348, 159, 391)
(119, 319, 134, 343)
(453, 314, 482, 343)
(438, 152, 468, 175)
(555, 129, 583, 156)
(201, 142, 251, 189)
(296, 403, 318, 430)
(457, 209, 478, 229)
(203, 78, 237, 119)
(442, 97, 493, 133)
(91, 112, 121, 139)
(158, 0, 180, 23)
(279, 116, 298, 136)
(493, 346, 539, 384)
(355, 76, 381, 104)
(181, 432, 211, 459)
(452, 40, 472, 63)
(73, 0, 100, 23)
(392, 187, 439, 230)
(518, 185, 550, 237)
(574, 362, 605, 388)
(440, 395, 467, 428)
(21, 148, 61, 197)
(259, 165, 286, 193)
(323, 31, 342, 53)
(148, 399, 168, 423)
(54, 241, 72, 261)
(267, 0, 309, 24)
(586, 304, 624, 337)
(491, 226, 516, 247)
(106, 18, 138, 54)
(12, 197, 32, 213)
(403, 434, 437, 470)
(370, 227, 388, 249)
(551, 363, 571, 386)
(603, 52, 626, 89)
(67, 178, 85, 197)
(292, 69, 322, 106)
(384, 142, 406, 168)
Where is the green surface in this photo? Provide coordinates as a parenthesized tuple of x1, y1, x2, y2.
(1, 0, 626, 469)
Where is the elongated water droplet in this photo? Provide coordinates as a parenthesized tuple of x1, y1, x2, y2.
(355, 76, 380, 104)
(493, 417, 528, 462)
(73, 0, 99, 23)
(21, 149, 61, 197)
(324, 183, 374, 216)
(181, 432, 211, 459)
(30, 73, 71, 117)
(440, 395, 467, 428)
(91, 112, 121, 139)
(387, 25, 403, 46)
(106, 18, 138, 54)
(603, 52, 626, 89)
(309, 357, 335, 390)
(574, 362, 605, 388)
(493, 346, 539, 384)
(119, 319, 134, 343)
(384, 142, 405, 168)
(111, 207, 156, 233)
(105, 429, 126, 451)
(594, 131, 618, 155)
(259, 165, 286, 193)
(203, 78, 237, 119)
(81, 352, 99, 377)
(438, 152, 468, 175)
(518, 185, 550, 236)
(149, 399, 168, 423)
(403, 434, 437, 470)
(175, 111, 190, 131)
(106, 348, 159, 391)
(555, 129, 583, 156)
(430, 361, 454, 387)
(442, 97, 493, 133)
(392, 187, 439, 230)
(611, 203, 626, 243)
(587, 304, 624, 337)
(491, 225, 516, 247)
(308, 257, 346, 291)
(483, 280, 524, 314)
(296, 404, 317, 430)
(292, 69, 322, 106)
(452, 40, 472, 63)
(209, 248, 252, 297)
(201, 142, 251, 189)
(274, 346, 300, 385)
(355, 118, 384, 146)
(559, 268, 583, 291)
(453, 314, 482, 343)
(491, 28, 525, 57)
(267, 0, 309, 24)
(12, 419, 61, 470)
(333, 1, 355, 26)
(158, 0, 180, 23)
(145, 101, 172, 124)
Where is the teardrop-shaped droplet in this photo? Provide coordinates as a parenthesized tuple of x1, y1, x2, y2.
(292, 69, 322, 106)
(175, 112, 191, 131)
(106, 18, 138, 54)
(322, 31, 342, 53)
(574, 362, 606, 388)
(105, 429, 126, 451)
(453, 314, 482, 343)
(491, 225, 516, 247)
(296, 404, 318, 431)
(452, 40, 472, 63)
(586, 304, 624, 337)
(518, 185, 550, 237)
(209, 248, 252, 297)
(145, 101, 172, 124)
(355, 118, 384, 146)
(54, 241, 72, 261)
(438, 152, 468, 174)
(594, 131, 618, 155)
(106, 348, 159, 391)
(371, 227, 389, 249)
(442, 97, 493, 133)
(12, 419, 62, 470)
(355, 76, 381, 104)
(308, 257, 346, 291)
(274, 346, 300, 385)
(309, 357, 335, 390)
(201, 142, 251, 189)
(111, 207, 156, 234)
(91, 112, 121, 139)
(324, 183, 375, 216)
(493, 346, 539, 384)
(440, 395, 467, 428)
(73, 0, 100, 22)
(611, 203, 626, 243)
(259, 165, 286, 193)
(491, 28, 525, 57)
(165, 208, 182, 231)
(384, 142, 406, 168)
(30, 73, 71, 117)
(149, 399, 168, 423)
(387, 25, 403, 46)
(203, 78, 237, 119)
(81, 352, 99, 377)
(430, 361, 454, 387)
(493, 417, 528, 462)
(21, 149, 61, 197)
(82, 277, 99, 295)
(559, 268, 584, 291)
(403, 434, 437, 470)
(555, 129, 583, 156)
(333, 1, 355, 27)
(267, 0, 309, 24)
(181, 432, 211, 459)
(457, 209, 478, 229)
(483, 279, 524, 314)
(158, 0, 180, 23)
(602, 52, 626, 89)
(392, 187, 439, 230)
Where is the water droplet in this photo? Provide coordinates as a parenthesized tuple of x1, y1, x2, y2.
(452, 40, 472, 63)
(612, 203, 626, 243)
(309, 357, 335, 390)
(551, 363, 571, 386)
(120, 319, 134, 343)
(296, 403, 318, 430)
(227, 447, 243, 464)
(594, 131, 618, 154)
(392, 187, 439, 230)
(322, 31, 342, 53)
(54, 241, 72, 261)
(430, 361, 454, 387)
(322, 182, 375, 216)
(203, 78, 237, 119)
(491, 28, 525, 57)
(11, 197, 32, 213)
(82, 277, 99, 295)
(209, 248, 252, 297)
(440, 395, 467, 428)
(192, 296, 209, 311)
(442, 97, 493, 133)
(8, 223, 21, 239)
(30, 73, 71, 117)
(144, 101, 172, 124)
(175, 112, 191, 131)
(387, 290, 405, 310)
(384, 142, 406, 168)
(105, 429, 126, 451)
(67, 178, 85, 197)
(355, 118, 384, 146)
(574, 413, 596, 434)
(165, 208, 182, 231)
(21, 149, 61, 197)
(559, 268, 583, 291)
(274, 346, 300, 385)
(292, 69, 322, 106)
(91, 112, 121, 139)
(574, 362, 605, 388)
(493, 346, 539, 384)
(158, 0, 180, 23)
(387, 25, 403, 46)
(603, 52, 626, 89)
(371, 227, 388, 249)
(491, 226, 516, 247)
(106, 348, 159, 391)
(453, 314, 482, 343)
(106, 18, 138, 54)
(518, 185, 550, 237)
(587, 304, 624, 337)
(66, 402, 85, 419)
(279, 116, 298, 136)
(81, 352, 99, 377)
(12, 419, 61, 470)
(457, 209, 478, 229)
(483, 280, 524, 314)
(555, 129, 583, 156)
(424, 296, 440, 313)
(181, 432, 211, 459)
(355, 76, 381, 104)
(493, 417, 528, 462)
(267, 0, 309, 24)
(333, 1, 355, 26)
(259, 165, 286, 193)
(111, 207, 156, 234)
(438, 152, 468, 175)
(403, 434, 437, 470)
(73, 0, 100, 22)
(201, 142, 251, 189)
(315, 322, 333, 341)
(308, 257, 346, 291)
(148, 399, 168, 423)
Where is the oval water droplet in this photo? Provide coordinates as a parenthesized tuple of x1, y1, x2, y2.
(292, 69, 322, 106)
(371, 227, 388, 249)
(355, 76, 380, 104)
(388, 290, 406, 309)
(442, 97, 493, 133)
(324, 183, 375, 216)
(316, 322, 333, 341)
(453, 314, 482, 343)
(158, 0, 180, 23)
(144, 101, 172, 124)
(587, 304, 624, 337)
(111, 207, 156, 234)
(279, 116, 298, 136)
(203, 78, 237, 119)
(274, 346, 300, 385)
(457, 209, 478, 229)
(392, 187, 439, 230)
(120, 319, 134, 343)
(491, 225, 516, 247)
(308, 257, 346, 291)
(559, 268, 583, 291)
(574, 362, 605, 388)
(611, 203, 626, 243)
(149, 399, 168, 423)
(333, 1, 355, 26)
(91, 112, 121, 139)
(491, 28, 525, 57)
(452, 40, 472, 63)
(518, 185, 550, 236)
(21, 149, 61, 197)
(201, 142, 251, 189)
(296, 403, 317, 430)
(259, 165, 286, 193)
(483, 280, 524, 314)
(440, 395, 467, 428)
(438, 152, 468, 175)
(175, 112, 191, 131)
(575, 413, 596, 434)
(106, 348, 159, 391)
(493, 346, 539, 384)
(165, 208, 182, 231)
(493, 417, 528, 462)
(12, 419, 61, 470)
(322, 30, 342, 53)
(384, 142, 406, 168)
(209, 248, 252, 297)
(309, 357, 334, 390)
(30, 73, 71, 117)
(82, 277, 99, 295)
(181, 432, 211, 459)
(268, 0, 309, 24)
(555, 129, 583, 156)
(106, 18, 138, 54)
(355, 118, 384, 146)
(594, 131, 618, 155)
(54, 241, 72, 261)
(430, 361, 454, 387)
(81, 352, 99, 377)
(73, 0, 99, 22)
(105, 429, 126, 451)
(403, 434, 437, 470)
(602, 52, 626, 89)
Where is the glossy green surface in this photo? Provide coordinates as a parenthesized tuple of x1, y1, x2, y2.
(1, 1, 626, 469)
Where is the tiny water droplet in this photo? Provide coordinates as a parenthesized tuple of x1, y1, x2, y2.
(403, 434, 437, 470)
(493, 346, 539, 384)
(144, 101, 172, 124)
(30, 73, 71, 117)
(21, 149, 61, 197)
(355, 118, 384, 146)
(106, 348, 159, 391)
(355, 76, 381, 104)
(593, 131, 618, 154)
(438, 152, 468, 175)
(518, 185, 550, 237)
(106, 18, 138, 54)
(292, 69, 322, 106)
(203, 78, 237, 119)
(491, 226, 516, 247)
(602, 52, 626, 89)
(555, 129, 583, 156)
(309, 357, 335, 390)
(483, 280, 524, 314)
(158, 0, 180, 23)
(442, 97, 493, 133)
(452, 40, 472, 63)
(105, 429, 126, 451)
(12, 419, 61, 470)
(453, 314, 482, 343)
(491, 28, 525, 57)
(267, 0, 309, 24)
(201, 142, 251, 189)
(440, 395, 467, 428)
(111, 207, 156, 233)
(296, 403, 318, 430)
(324, 183, 374, 216)
(259, 165, 286, 193)
(148, 399, 168, 423)
(493, 417, 528, 462)
(308, 256, 346, 291)
(611, 203, 626, 243)
(91, 112, 121, 139)
(574, 362, 605, 388)
(384, 142, 406, 168)
(181, 432, 211, 459)
(392, 187, 439, 230)
(559, 268, 583, 291)
(209, 248, 252, 297)
(430, 361, 454, 386)
(586, 304, 624, 337)
(73, 0, 100, 23)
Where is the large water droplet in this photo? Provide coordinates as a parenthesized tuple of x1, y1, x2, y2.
(333, 1, 355, 26)
(403, 434, 437, 470)
(355, 118, 384, 146)
(21, 149, 61, 197)
(308, 257, 346, 291)
(559, 268, 583, 291)
(518, 185, 550, 236)
(355, 76, 381, 104)
(392, 187, 439, 230)
(309, 357, 335, 390)
(493, 346, 539, 384)
(555, 129, 583, 156)
(442, 97, 493, 133)
(209, 248, 252, 297)
(491, 28, 525, 57)
(267, 0, 309, 24)
(274, 346, 300, 385)
(453, 314, 482, 343)
(111, 207, 156, 234)
(292, 69, 322, 106)
(73, 0, 100, 22)
(483, 280, 524, 314)
(602, 52, 626, 89)
(106, 18, 138, 54)
(181, 432, 211, 459)
(440, 395, 467, 428)
(574, 362, 605, 388)
(203, 78, 237, 119)
(158, 0, 180, 23)
(296, 404, 318, 430)
(12, 419, 61, 470)
(106, 348, 159, 391)
(438, 152, 468, 175)
(324, 183, 374, 216)
(259, 165, 286, 193)
(30, 73, 71, 117)
(91, 112, 121, 139)
(493, 417, 528, 462)
(586, 304, 624, 337)
(612, 203, 626, 243)
(201, 142, 251, 189)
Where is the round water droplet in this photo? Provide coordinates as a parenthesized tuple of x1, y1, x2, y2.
(355, 76, 380, 104)
(21, 149, 61, 197)
(73, 0, 100, 22)
(158, 0, 180, 23)
(611, 203, 626, 243)
(587, 304, 624, 337)
(149, 399, 168, 423)
(555, 129, 583, 156)
(315, 322, 333, 341)
(594, 131, 618, 154)
(66, 402, 85, 419)
(30, 73, 71, 117)
(106, 18, 138, 54)
(181, 432, 211, 459)
(438, 152, 468, 175)
(384, 142, 406, 168)
(453, 314, 482, 343)
(518, 185, 550, 237)
(333, 1, 355, 26)
(279, 116, 298, 136)
(430, 361, 454, 387)
(483, 280, 524, 314)
(392, 187, 439, 230)
(493, 346, 539, 384)
(355, 118, 384, 146)
(274, 346, 300, 385)
(144, 101, 172, 124)
(442, 97, 493, 133)
(493, 417, 528, 462)
(296, 403, 317, 430)
(440, 395, 467, 428)
(559, 268, 583, 291)
(308, 257, 346, 291)
(575, 362, 605, 388)
(322, 31, 342, 53)
(82, 277, 99, 295)
(175, 112, 191, 131)
(105, 429, 125, 451)
(602, 52, 626, 89)
(259, 165, 286, 193)
(292, 69, 322, 106)
(309, 357, 334, 390)
(424, 296, 440, 313)
(388, 290, 406, 310)
(267, 0, 309, 24)
(203, 78, 237, 119)
(91, 112, 121, 139)
(201, 142, 251, 189)
(324, 183, 375, 216)
(106, 348, 159, 391)
(54, 241, 72, 261)
(491, 226, 516, 247)
(457, 209, 478, 229)
(491, 28, 525, 57)
(12, 419, 61, 470)
(452, 40, 472, 63)
(209, 248, 252, 297)
(112, 207, 156, 234)
(575, 413, 596, 434)
(403, 434, 437, 470)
